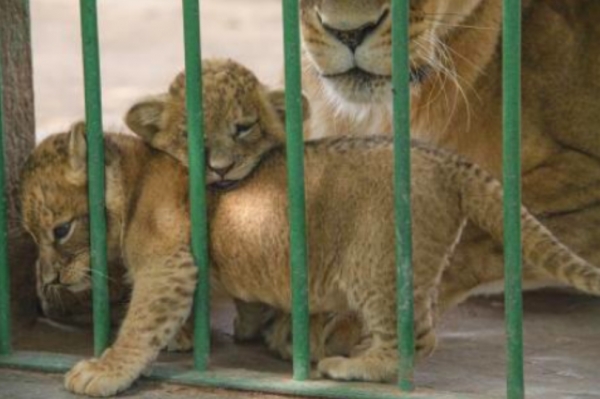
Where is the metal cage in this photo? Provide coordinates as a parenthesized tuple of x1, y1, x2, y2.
(0, 0, 524, 398)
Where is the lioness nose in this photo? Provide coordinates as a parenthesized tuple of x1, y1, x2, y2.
(319, 10, 388, 51)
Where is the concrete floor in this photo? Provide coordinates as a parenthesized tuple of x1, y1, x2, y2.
(3, 290, 600, 399)
(0, 370, 303, 399)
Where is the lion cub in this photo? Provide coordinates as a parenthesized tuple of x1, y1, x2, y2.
(20, 60, 600, 395)
(123, 59, 600, 383)
(127, 60, 360, 362)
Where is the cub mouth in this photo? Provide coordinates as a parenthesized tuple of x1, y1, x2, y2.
(322, 65, 431, 85)
(209, 180, 240, 191)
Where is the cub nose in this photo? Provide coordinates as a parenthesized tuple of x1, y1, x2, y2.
(319, 10, 388, 51)
(37, 259, 60, 285)
(209, 163, 234, 178)
(207, 149, 235, 178)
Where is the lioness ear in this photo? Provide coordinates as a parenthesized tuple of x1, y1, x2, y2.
(125, 95, 167, 143)
(267, 89, 311, 125)
(67, 121, 87, 184)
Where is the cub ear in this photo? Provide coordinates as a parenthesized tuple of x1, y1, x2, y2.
(267, 89, 311, 126)
(124, 95, 168, 143)
(66, 121, 120, 185)
(67, 121, 87, 184)
(169, 71, 186, 98)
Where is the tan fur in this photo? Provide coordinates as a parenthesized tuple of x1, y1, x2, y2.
(21, 122, 129, 326)
(21, 126, 200, 396)
(299, 0, 600, 311)
(23, 120, 600, 390)
(125, 60, 353, 360)
(88, 59, 600, 387)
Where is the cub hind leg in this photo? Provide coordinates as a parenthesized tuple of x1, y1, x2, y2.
(263, 311, 364, 362)
(317, 238, 452, 382)
(317, 284, 399, 382)
(317, 288, 437, 382)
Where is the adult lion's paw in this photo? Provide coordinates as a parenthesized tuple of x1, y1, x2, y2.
(64, 356, 137, 397)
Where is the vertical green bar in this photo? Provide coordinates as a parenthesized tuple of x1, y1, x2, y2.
(79, 0, 110, 357)
(391, 0, 415, 391)
(502, 0, 524, 398)
(182, 0, 210, 371)
(0, 47, 11, 356)
(282, 0, 310, 381)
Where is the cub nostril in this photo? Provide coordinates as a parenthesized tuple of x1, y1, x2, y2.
(319, 9, 389, 52)
(209, 163, 234, 178)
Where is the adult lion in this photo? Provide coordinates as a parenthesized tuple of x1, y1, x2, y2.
(299, 0, 600, 310)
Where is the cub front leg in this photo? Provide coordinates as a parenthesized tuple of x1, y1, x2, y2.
(166, 317, 194, 352)
(64, 248, 197, 397)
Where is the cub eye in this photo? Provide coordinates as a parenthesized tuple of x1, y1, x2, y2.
(53, 221, 73, 242)
(234, 121, 258, 138)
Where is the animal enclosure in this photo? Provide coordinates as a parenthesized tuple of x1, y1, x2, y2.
(0, 0, 529, 398)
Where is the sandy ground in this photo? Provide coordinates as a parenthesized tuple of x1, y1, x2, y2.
(11, 1, 600, 399)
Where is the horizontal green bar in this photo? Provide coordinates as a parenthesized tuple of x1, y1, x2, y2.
(0, 352, 487, 399)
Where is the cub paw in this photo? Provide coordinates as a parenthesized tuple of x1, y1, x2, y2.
(317, 354, 395, 382)
(317, 356, 354, 380)
(64, 357, 136, 397)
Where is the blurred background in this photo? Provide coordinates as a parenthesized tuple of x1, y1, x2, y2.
(32, 0, 283, 140)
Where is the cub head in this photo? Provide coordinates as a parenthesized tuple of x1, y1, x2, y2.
(125, 58, 309, 189)
(300, 0, 499, 104)
(20, 122, 128, 323)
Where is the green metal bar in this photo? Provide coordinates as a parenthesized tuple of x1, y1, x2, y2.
(502, 0, 524, 399)
(391, 0, 415, 391)
(182, 0, 210, 371)
(281, 0, 310, 381)
(79, 0, 110, 357)
(0, 352, 480, 399)
(0, 45, 11, 356)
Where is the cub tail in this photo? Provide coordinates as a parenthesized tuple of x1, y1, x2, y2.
(453, 156, 600, 295)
